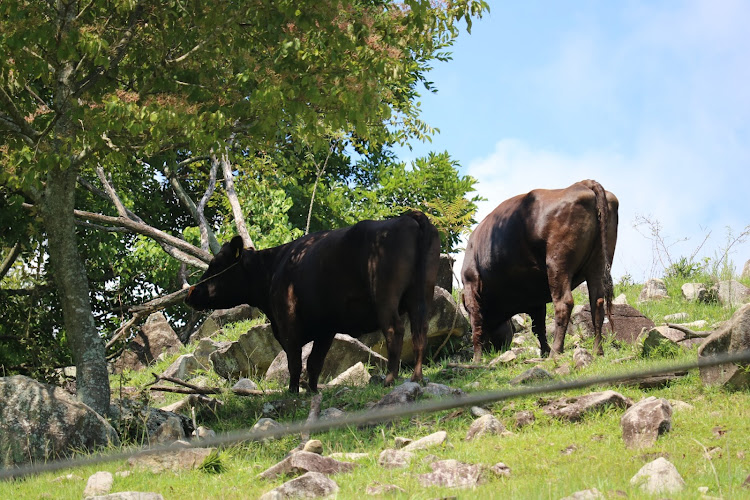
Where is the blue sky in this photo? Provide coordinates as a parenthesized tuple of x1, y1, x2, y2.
(396, 0, 750, 282)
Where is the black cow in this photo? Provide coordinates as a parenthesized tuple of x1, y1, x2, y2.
(461, 180, 618, 362)
(185, 211, 440, 393)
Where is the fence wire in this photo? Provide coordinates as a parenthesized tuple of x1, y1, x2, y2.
(2, 350, 749, 481)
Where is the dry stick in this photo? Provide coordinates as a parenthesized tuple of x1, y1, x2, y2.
(105, 288, 189, 349)
(666, 322, 712, 339)
(150, 372, 281, 396)
(299, 393, 323, 446)
(218, 144, 254, 249)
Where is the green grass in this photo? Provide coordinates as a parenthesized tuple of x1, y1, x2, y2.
(4, 286, 750, 499)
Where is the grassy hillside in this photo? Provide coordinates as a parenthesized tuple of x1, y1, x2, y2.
(4, 279, 750, 499)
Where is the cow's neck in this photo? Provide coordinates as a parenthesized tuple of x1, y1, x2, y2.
(242, 247, 278, 318)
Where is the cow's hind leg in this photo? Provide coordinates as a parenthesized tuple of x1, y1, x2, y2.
(529, 305, 551, 357)
(286, 342, 303, 393)
(547, 271, 574, 355)
(462, 284, 485, 364)
(306, 334, 335, 393)
(406, 298, 428, 384)
(586, 278, 607, 356)
(380, 310, 406, 386)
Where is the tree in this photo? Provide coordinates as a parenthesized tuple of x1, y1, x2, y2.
(1, 0, 488, 415)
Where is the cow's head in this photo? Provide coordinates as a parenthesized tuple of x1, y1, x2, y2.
(185, 236, 248, 311)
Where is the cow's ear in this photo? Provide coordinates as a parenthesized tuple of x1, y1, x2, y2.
(230, 236, 244, 259)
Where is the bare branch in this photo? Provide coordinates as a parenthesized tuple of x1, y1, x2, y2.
(0, 243, 22, 283)
(75, 220, 129, 233)
(217, 148, 254, 249)
(73, 209, 212, 262)
(95, 166, 132, 219)
(667, 323, 711, 339)
(305, 142, 335, 235)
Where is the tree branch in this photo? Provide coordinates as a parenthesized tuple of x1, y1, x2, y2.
(0, 243, 22, 283)
(0, 85, 41, 142)
(217, 147, 254, 249)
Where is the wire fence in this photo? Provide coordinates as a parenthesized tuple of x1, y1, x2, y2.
(2, 350, 749, 481)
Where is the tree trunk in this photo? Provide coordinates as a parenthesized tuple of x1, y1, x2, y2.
(42, 164, 111, 416)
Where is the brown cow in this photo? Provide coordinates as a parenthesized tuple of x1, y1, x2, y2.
(185, 211, 440, 393)
(461, 180, 618, 362)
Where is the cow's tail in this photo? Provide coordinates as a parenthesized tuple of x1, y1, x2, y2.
(404, 209, 441, 310)
(581, 180, 614, 323)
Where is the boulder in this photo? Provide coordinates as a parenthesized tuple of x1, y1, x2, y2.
(188, 304, 260, 343)
(210, 323, 283, 380)
(638, 326, 684, 356)
(327, 362, 371, 387)
(715, 280, 750, 307)
(698, 303, 750, 389)
(113, 312, 182, 373)
(437, 253, 455, 292)
(422, 382, 463, 398)
(489, 350, 517, 366)
(742, 259, 750, 280)
(252, 418, 283, 442)
(109, 399, 193, 444)
(0, 375, 119, 467)
(128, 447, 216, 473)
(161, 354, 204, 381)
(682, 282, 709, 302)
(378, 449, 414, 469)
(465, 414, 505, 441)
(193, 338, 225, 369)
(232, 378, 259, 391)
(265, 334, 387, 385)
(86, 494, 163, 500)
(259, 451, 356, 480)
(663, 312, 688, 322)
(573, 347, 593, 369)
(490, 462, 511, 478)
(417, 459, 485, 489)
(151, 416, 186, 445)
(259, 471, 339, 500)
(569, 303, 655, 344)
(560, 489, 604, 500)
(83, 471, 114, 498)
(541, 390, 633, 422)
(514, 410, 535, 429)
(620, 397, 672, 448)
(638, 278, 669, 302)
(509, 366, 553, 385)
(402, 430, 447, 452)
(629, 457, 685, 494)
(612, 293, 628, 305)
(371, 382, 423, 411)
(365, 483, 406, 495)
(358, 286, 469, 363)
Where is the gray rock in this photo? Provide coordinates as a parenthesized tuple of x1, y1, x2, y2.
(489, 350, 517, 366)
(560, 488, 604, 500)
(715, 280, 750, 306)
(358, 287, 469, 363)
(490, 462, 511, 478)
(668, 399, 694, 412)
(110, 399, 193, 444)
(742, 259, 750, 280)
(638, 278, 669, 302)
(83, 471, 114, 498)
(682, 282, 708, 302)
(211, 323, 283, 380)
(252, 418, 282, 442)
(470, 406, 491, 417)
(328, 362, 371, 387)
(365, 482, 406, 495)
(259, 451, 355, 480)
(402, 431, 448, 451)
(161, 354, 204, 381)
(192, 426, 216, 440)
(629, 457, 685, 494)
(573, 347, 593, 369)
(664, 312, 689, 322)
(265, 334, 387, 385)
(371, 382, 422, 410)
(86, 494, 164, 500)
(113, 312, 183, 373)
(621, 397, 672, 448)
(437, 253, 455, 292)
(378, 449, 414, 468)
(612, 293, 628, 305)
(422, 382, 463, 398)
(128, 447, 215, 473)
(465, 414, 505, 441)
(232, 378, 259, 391)
(514, 410, 536, 429)
(302, 439, 324, 455)
(417, 459, 485, 489)
(320, 408, 345, 420)
(569, 303, 655, 345)
(698, 303, 750, 388)
(0, 375, 120, 467)
(259, 471, 339, 500)
(188, 304, 260, 343)
(509, 366, 554, 385)
(151, 416, 186, 445)
(328, 452, 369, 461)
(193, 338, 224, 368)
(542, 390, 633, 422)
(638, 326, 683, 356)
(393, 436, 412, 449)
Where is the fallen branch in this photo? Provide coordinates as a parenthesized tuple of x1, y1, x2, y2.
(106, 288, 189, 349)
(667, 323, 712, 339)
(149, 384, 281, 396)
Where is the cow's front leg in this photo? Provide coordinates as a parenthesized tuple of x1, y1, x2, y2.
(286, 343, 303, 393)
(381, 314, 405, 386)
(529, 305, 551, 357)
(306, 334, 335, 393)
